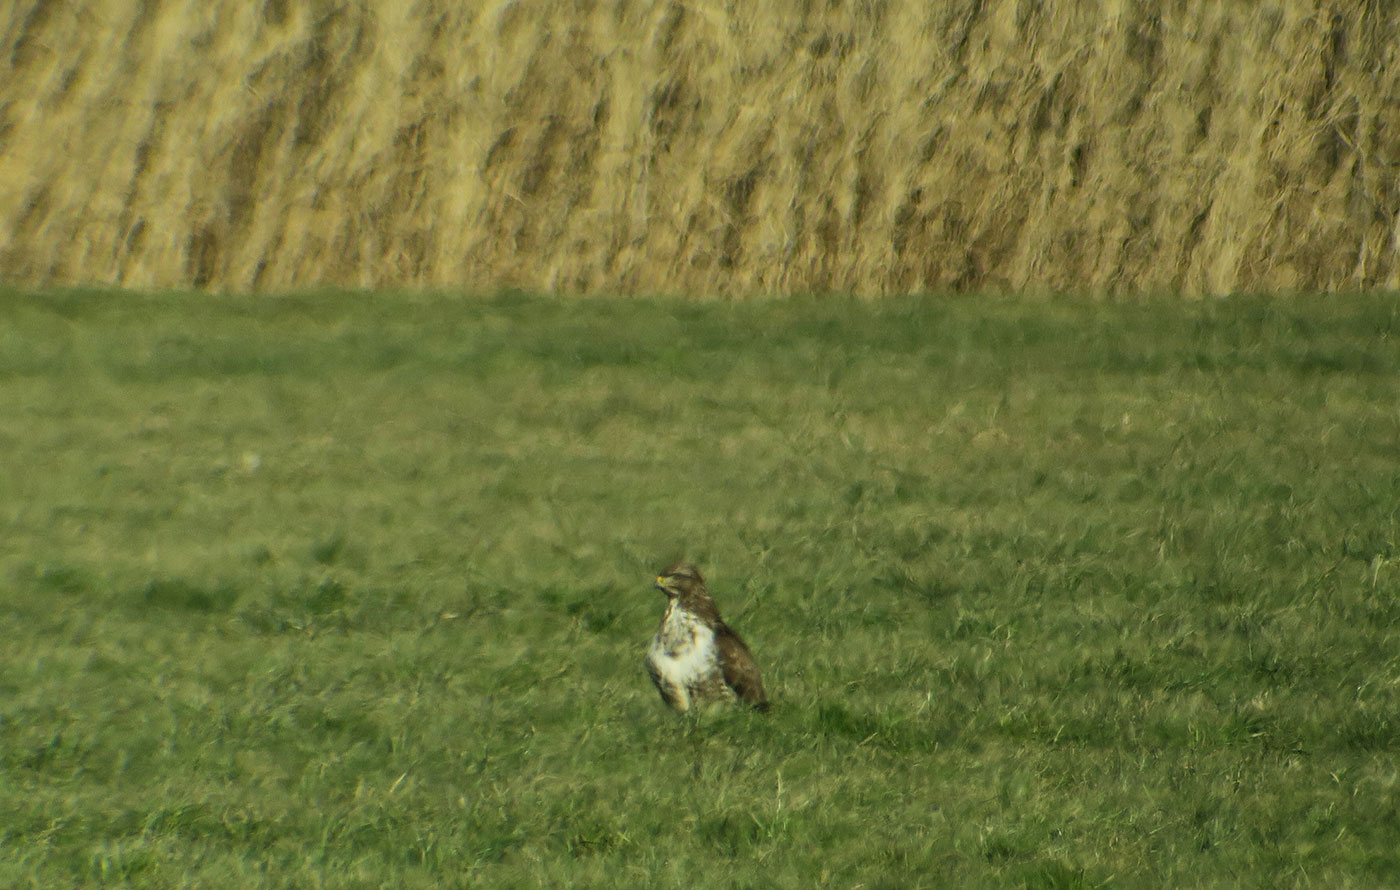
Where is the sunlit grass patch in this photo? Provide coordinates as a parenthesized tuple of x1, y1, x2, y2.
(1, 290, 1398, 888)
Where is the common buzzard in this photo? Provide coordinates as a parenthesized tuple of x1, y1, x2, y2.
(645, 563, 769, 713)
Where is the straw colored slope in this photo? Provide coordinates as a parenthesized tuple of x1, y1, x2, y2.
(2, 1, 1396, 295)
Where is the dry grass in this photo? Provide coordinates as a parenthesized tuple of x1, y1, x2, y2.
(2, 1, 1397, 296)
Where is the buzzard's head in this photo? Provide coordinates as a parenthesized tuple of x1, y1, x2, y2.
(653, 562, 725, 627)
(655, 562, 705, 599)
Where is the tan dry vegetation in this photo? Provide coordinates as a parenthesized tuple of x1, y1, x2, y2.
(2, 0, 1397, 296)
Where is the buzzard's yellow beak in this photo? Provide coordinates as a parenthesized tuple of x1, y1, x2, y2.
(655, 576, 667, 586)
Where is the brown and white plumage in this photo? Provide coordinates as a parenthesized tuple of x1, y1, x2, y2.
(644, 563, 769, 713)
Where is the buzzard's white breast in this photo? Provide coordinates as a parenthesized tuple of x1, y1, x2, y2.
(646, 600, 724, 712)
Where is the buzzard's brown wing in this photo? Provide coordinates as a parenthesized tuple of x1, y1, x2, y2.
(715, 623, 769, 712)
(645, 655, 683, 711)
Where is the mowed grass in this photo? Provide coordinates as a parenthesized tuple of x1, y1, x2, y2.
(2, 289, 1399, 889)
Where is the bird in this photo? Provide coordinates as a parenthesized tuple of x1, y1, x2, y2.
(644, 562, 769, 714)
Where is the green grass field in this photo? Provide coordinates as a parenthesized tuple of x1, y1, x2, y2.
(2, 290, 1399, 889)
